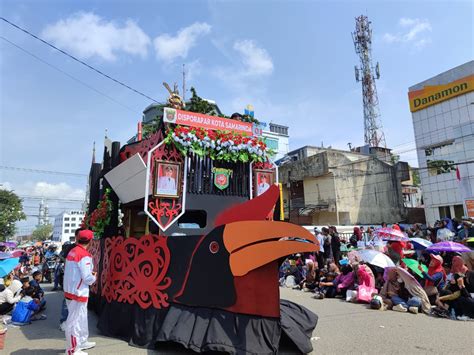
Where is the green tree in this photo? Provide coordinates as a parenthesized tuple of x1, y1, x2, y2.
(0, 189, 26, 241)
(32, 224, 53, 241)
(412, 168, 421, 187)
(186, 87, 216, 115)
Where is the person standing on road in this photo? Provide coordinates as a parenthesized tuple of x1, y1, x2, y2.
(64, 229, 97, 355)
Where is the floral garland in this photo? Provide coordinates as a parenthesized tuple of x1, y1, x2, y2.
(81, 188, 113, 238)
(164, 126, 274, 163)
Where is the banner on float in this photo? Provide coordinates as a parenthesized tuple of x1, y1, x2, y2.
(163, 107, 260, 136)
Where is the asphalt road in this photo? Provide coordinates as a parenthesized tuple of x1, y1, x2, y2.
(3, 284, 474, 354)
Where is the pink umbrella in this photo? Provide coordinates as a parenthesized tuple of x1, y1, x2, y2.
(374, 227, 410, 242)
(11, 250, 26, 258)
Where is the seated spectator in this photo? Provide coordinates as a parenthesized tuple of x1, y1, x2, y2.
(356, 263, 375, 288)
(419, 254, 446, 306)
(380, 269, 421, 314)
(317, 265, 355, 299)
(30, 271, 46, 310)
(299, 261, 318, 292)
(11, 286, 46, 325)
(0, 279, 23, 315)
(436, 273, 473, 318)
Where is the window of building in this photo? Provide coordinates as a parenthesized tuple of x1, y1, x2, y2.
(454, 204, 465, 219)
(71, 217, 76, 221)
(65, 223, 70, 227)
(64, 229, 70, 233)
(264, 137, 279, 151)
(64, 217, 70, 221)
(71, 223, 76, 228)
(427, 160, 455, 176)
(438, 206, 451, 219)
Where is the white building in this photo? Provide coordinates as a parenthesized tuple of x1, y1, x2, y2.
(52, 210, 85, 244)
(261, 123, 290, 161)
(409, 61, 474, 225)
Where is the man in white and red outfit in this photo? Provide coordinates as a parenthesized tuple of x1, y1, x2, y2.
(64, 229, 97, 355)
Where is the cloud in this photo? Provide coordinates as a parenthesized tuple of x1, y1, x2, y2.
(1, 181, 85, 200)
(382, 18, 432, 49)
(41, 12, 151, 61)
(213, 39, 274, 92)
(233, 40, 274, 76)
(154, 22, 211, 62)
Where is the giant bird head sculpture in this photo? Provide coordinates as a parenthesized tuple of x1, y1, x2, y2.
(173, 185, 318, 315)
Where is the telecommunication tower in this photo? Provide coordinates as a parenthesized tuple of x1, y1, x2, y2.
(352, 15, 386, 148)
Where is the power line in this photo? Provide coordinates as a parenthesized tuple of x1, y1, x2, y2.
(0, 36, 139, 114)
(1, 16, 162, 104)
(0, 166, 87, 177)
(19, 196, 84, 202)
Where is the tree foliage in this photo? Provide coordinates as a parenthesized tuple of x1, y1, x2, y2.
(0, 189, 26, 241)
(186, 87, 217, 115)
(32, 224, 53, 241)
(412, 168, 421, 186)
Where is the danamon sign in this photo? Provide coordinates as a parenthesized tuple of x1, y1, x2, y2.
(408, 74, 474, 112)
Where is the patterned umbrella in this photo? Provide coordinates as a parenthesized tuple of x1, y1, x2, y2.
(410, 238, 432, 250)
(426, 241, 471, 253)
(374, 227, 410, 242)
(356, 249, 396, 269)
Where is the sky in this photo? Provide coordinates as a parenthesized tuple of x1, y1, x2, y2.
(0, 0, 472, 234)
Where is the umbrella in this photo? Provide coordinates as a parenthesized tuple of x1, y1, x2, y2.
(374, 227, 410, 242)
(426, 241, 472, 253)
(0, 242, 17, 248)
(0, 252, 13, 260)
(11, 250, 26, 258)
(356, 249, 395, 269)
(410, 238, 432, 250)
(402, 258, 428, 278)
(0, 257, 20, 277)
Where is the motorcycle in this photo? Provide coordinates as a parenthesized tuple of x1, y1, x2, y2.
(42, 257, 56, 283)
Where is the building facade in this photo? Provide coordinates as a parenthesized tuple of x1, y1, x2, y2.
(52, 210, 85, 244)
(261, 123, 290, 161)
(409, 61, 474, 225)
(278, 146, 406, 225)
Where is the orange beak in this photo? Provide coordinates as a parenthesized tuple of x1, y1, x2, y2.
(223, 221, 319, 277)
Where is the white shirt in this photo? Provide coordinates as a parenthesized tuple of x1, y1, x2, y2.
(317, 233, 325, 253)
(158, 176, 176, 193)
(257, 182, 270, 195)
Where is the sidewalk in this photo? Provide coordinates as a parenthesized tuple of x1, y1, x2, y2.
(2, 284, 179, 354)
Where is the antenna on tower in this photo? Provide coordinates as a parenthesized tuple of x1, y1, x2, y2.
(352, 15, 386, 149)
(182, 64, 186, 102)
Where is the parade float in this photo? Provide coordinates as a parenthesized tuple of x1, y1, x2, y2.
(83, 84, 319, 354)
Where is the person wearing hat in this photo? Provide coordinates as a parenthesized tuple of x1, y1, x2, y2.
(63, 229, 97, 355)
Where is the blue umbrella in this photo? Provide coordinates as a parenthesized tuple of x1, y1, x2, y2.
(0, 257, 19, 278)
(410, 238, 432, 250)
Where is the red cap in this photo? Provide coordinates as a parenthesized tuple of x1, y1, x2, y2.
(77, 230, 94, 242)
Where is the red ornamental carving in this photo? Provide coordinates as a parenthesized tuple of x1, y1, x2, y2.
(148, 198, 182, 229)
(88, 239, 101, 294)
(101, 235, 172, 309)
(120, 131, 163, 163)
(253, 161, 275, 170)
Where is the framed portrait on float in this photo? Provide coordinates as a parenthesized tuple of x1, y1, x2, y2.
(153, 160, 181, 198)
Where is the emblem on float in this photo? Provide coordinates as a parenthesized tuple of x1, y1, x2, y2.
(212, 167, 233, 190)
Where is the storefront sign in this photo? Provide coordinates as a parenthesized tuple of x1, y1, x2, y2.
(465, 199, 474, 218)
(408, 75, 474, 112)
(212, 167, 233, 190)
(163, 107, 256, 136)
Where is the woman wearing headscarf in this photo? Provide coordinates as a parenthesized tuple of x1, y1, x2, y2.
(357, 263, 375, 288)
(419, 254, 446, 305)
(349, 227, 362, 248)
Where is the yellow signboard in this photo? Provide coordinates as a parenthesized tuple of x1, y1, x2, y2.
(408, 74, 474, 112)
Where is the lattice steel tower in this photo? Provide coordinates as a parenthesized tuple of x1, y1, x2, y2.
(352, 15, 386, 148)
